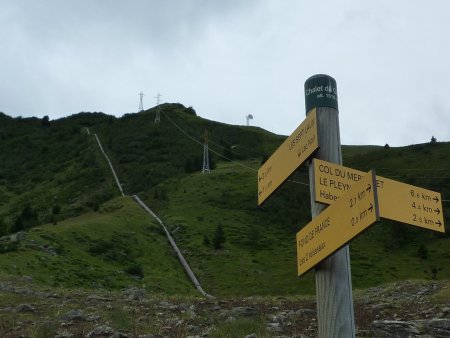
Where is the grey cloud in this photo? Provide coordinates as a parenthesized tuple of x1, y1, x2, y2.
(0, 0, 449, 146)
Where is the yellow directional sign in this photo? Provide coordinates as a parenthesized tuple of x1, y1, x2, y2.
(297, 170, 379, 277)
(312, 159, 445, 232)
(258, 108, 319, 205)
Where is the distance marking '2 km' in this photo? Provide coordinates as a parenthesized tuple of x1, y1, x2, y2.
(257, 108, 319, 205)
(312, 158, 445, 233)
(297, 170, 380, 277)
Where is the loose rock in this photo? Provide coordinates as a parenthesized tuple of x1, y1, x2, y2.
(372, 320, 420, 337)
(230, 306, 258, 317)
(85, 325, 114, 337)
(15, 303, 35, 313)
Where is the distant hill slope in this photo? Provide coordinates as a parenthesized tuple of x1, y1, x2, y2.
(92, 103, 284, 194)
(0, 106, 449, 296)
(0, 112, 117, 233)
(0, 197, 195, 294)
(0, 105, 283, 233)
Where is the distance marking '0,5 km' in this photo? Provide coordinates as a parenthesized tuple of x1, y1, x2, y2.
(296, 170, 380, 277)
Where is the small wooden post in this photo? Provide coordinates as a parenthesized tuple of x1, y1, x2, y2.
(305, 74, 355, 337)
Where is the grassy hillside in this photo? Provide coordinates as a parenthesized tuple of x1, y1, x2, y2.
(91, 103, 283, 194)
(0, 197, 194, 294)
(1, 106, 449, 297)
(139, 160, 314, 296)
(0, 112, 118, 234)
(140, 153, 450, 296)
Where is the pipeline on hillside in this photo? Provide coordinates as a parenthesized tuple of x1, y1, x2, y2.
(91, 131, 212, 298)
(132, 195, 213, 298)
(93, 133, 125, 197)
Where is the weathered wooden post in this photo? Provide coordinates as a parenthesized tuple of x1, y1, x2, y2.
(305, 74, 355, 337)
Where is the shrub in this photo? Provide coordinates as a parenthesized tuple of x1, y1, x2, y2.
(184, 158, 194, 173)
(13, 205, 38, 232)
(212, 224, 226, 250)
(124, 263, 144, 278)
(88, 239, 114, 255)
(430, 266, 442, 280)
(0, 241, 19, 254)
(52, 204, 61, 215)
(184, 106, 197, 116)
(418, 243, 428, 259)
(203, 235, 210, 246)
(223, 144, 233, 160)
(0, 218, 8, 236)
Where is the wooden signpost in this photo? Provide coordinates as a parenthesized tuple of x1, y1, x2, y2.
(303, 74, 356, 337)
(258, 74, 446, 338)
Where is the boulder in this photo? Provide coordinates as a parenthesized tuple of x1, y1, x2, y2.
(423, 318, 450, 337)
(85, 325, 114, 337)
(372, 320, 420, 337)
(60, 309, 90, 321)
(15, 303, 35, 313)
(123, 287, 146, 301)
(230, 306, 258, 317)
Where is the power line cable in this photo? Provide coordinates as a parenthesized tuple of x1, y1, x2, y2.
(164, 109, 450, 179)
(167, 112, 450, 186)
(163, 108, 279, 158)
(163, 111, 450, 189)
(376, 167, 450, 171)
(163, 111, 258, 172)
(164, 111, 310, 187)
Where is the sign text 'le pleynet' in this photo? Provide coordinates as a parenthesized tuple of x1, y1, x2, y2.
(258, 108, 318, 205)
(297, 170, 380, 277)
(312, 158, 445, 232)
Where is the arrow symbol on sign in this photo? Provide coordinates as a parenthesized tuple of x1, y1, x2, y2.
(434, 208, 441, 215)
(368, 203, 374, 213)
(366, 184, 372, 193)
(436, 220, 442, 227)
(258, 177, 263, 182)
(258, 191, 262, 196)
(433, 196, 439, 203)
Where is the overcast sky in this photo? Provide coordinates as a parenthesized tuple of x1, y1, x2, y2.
(1, 0, 449, 146)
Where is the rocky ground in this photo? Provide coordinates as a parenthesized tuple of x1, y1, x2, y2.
(1, 276, 449, 338)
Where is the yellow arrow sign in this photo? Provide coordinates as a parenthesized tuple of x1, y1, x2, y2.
(258, 108, 319, 205)
(312, 158, 445, 232)
(297, 170, 380, 277)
